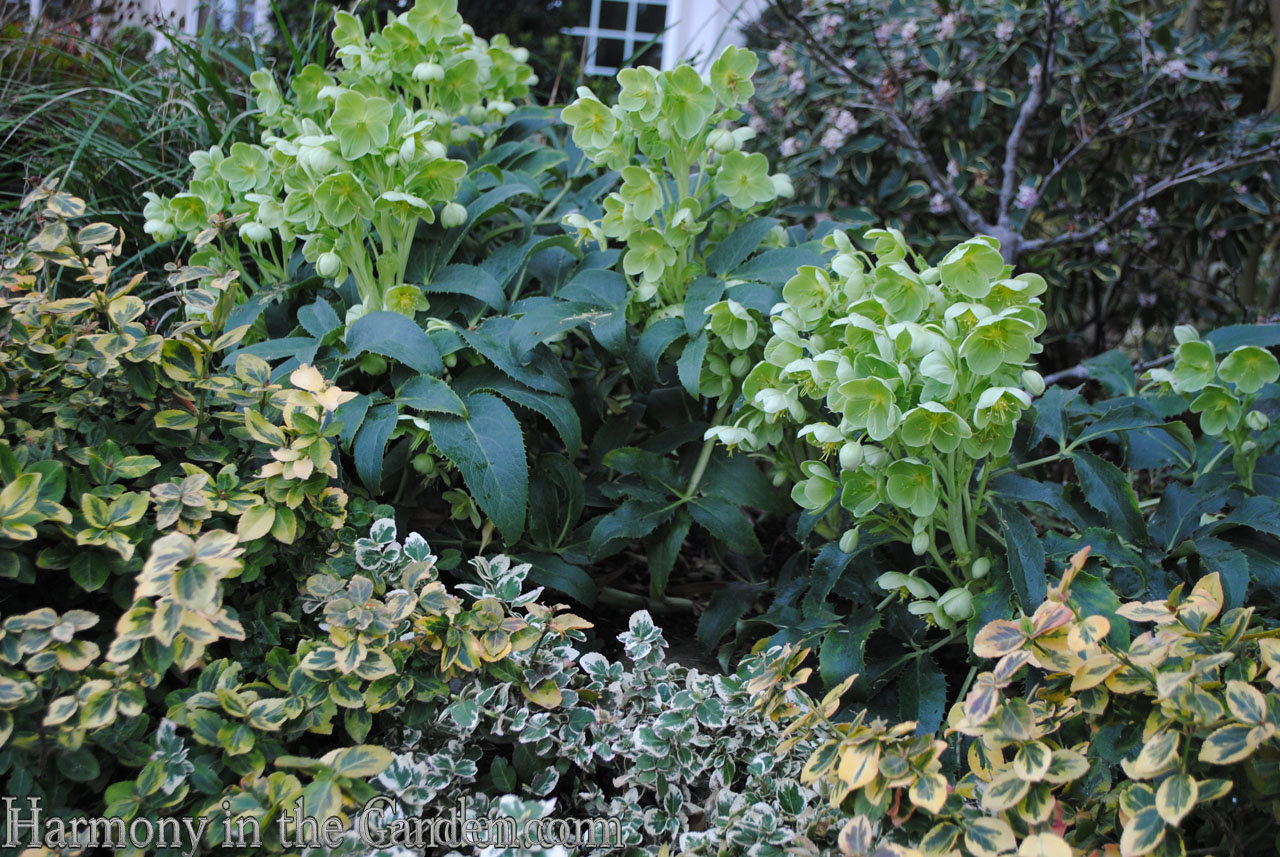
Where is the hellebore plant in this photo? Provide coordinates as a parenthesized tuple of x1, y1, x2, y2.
(706, 227, 1048, 630)
(560, 46, 793, 316)
(144, 0, 536, 325)
(1147, 325, 1280, 491)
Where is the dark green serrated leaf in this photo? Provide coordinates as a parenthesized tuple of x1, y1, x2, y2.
(397, 375, 467, 417)
(353, 403, 397, 494)
(706, 217, 779, 276)
(431, 394, 528, 543)
(900, 654, 948, 735)
(991, 499, 1046, 612)
(346, 312, 443, 376)
(1071, 452, 1148, 546)
(688, 495, 761, 557)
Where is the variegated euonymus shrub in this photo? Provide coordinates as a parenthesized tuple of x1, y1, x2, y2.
(143, 0, 536, 324)
(318, 519, 854, 857)
(706, 226, 1047, 631)
(764, 549, 1280, 857)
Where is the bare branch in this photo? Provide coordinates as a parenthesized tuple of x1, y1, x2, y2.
(1041, 353, 1172, 387)
(997, 0, 1058, 227)
(1021, 139, 1280, 253)
(767, 0, 992, 234)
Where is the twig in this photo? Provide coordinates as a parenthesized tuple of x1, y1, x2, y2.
(1021, 140, 1280, 253)
(767, 0, 991, 234)
(1042, 352, 1173, 387)
(997, 0, 1058, 228)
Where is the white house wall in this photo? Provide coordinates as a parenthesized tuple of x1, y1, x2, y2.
(662, 0, 766, 71)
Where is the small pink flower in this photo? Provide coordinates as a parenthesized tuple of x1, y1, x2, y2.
(1137, 207, 1159, 227)
(900, 20, 919, 41)
(749, 115, 766, 134)
(1014, 186, 1038, 209)
(932, 79, 953, 100)
(788, 70, 807, 93)
(995, 20, 1015, 42)
(929, 193, 949, 214)
(936, 13, 957, 40)
(780, 136, 802, 157)
(1093, 239, 1110, 254)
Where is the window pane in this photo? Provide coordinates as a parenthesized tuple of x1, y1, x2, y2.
(636, 2, 666, 34)
(599, 0, 629, 30)
(634, 40, 662, 67)
(596, 36, 625, 69)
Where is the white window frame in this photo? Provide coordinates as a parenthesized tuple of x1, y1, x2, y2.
(564, 0, 670, 76)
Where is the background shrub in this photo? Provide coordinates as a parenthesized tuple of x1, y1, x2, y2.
(746, 0, 1280, 368)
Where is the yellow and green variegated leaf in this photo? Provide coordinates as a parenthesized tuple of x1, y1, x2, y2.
(55, 640, 98, 671)
(245, 409, 287, 446)
(908, 771, 947, 814)
(1122, 730, 1179, 780)
(1156, 773, 1197, 827)
(964, 675, 1001, 725)
(1016, 782, 1054, 824)
(1066, 614, 1111, 650)
(1019, 832, 1071, 857)
(237, 504, 275, 542)
(1119, 783, 1156, 817)
(216, 688, 249, 718)
(1195, 778, 1232, 802)
(107, 295, 144, 327)
(76, 221, 117, 245)
(1043, 749, 1089, 784)
(1116, 601, 1175, 623)
(300, 647, 338, 673)
(218, 723, 255, 755)
(179, 611, 219, 646)
(1106, 667, 1150, 695)
(321, 744, 393, 778)
(155, 409, 199, 431)
(355, 649, 394, 681)
(328, 676, 364, 708)
(1198, 724, 1261, 765)
(837, 814, 875, 856)
(973, 620, 1027, 659)
(173, 564, 215, 608)
(0, 473, 41, 521)
(964, 817, 1015, 857)
(1013, 740, 1052, 782)
(1120, 806, 1166, 857)
(79, 689, 118, 730)
(802, 740, 841, 784)
(271, 506, 298, 544)
(364, 676, 408, 714)
(837, 742, 881, 791)
(247, 698, 288, 731)
(917, 822, 958, 857)
(981, 771, 1030, 812)
(1223, 680, 1267, 725)
(1072, 653, 1119, 691)
(146, 533, 196, 577)
(297, 778, 343, 825)
(335, 642, 367, 675)
(153, 600, 183, 646)
(43, 695, 77, 726)
(522, 679, 563, 710)
(0, 677, 33, 707)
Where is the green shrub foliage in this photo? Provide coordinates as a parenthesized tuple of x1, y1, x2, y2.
(4, 2, 1280, 854)
(746, 0, 1280, 361)
(767, 549, 1280, 857)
